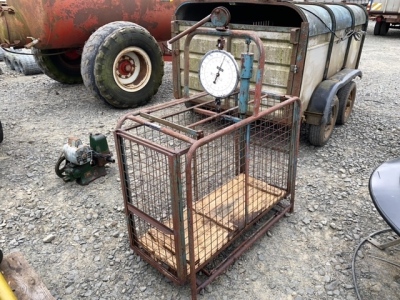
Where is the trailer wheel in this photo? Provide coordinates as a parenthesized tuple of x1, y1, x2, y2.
(380, 21, 389, 36)
(32, 48, 82, 84)
(93, 26, 164, 108)
(81, 21, 138, 104)
(0, 47, 4, 61)
(12, 56, 22, 73)
(374, 22, 381, 35)
(4, 55, 12, 69)
(309, 96, 339, 147)
(18, 56, 43, 76)
(336, 81, 356, 125)
(4, 53, 15, 70)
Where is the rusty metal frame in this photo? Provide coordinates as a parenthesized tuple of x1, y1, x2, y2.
(114, 94, 301, 298)
(115, 10, 302, 299)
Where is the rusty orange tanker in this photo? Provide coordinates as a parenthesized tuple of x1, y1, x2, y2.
(0, 0, 183, 108)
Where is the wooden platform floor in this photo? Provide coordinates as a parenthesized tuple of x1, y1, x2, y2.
(139, 174, 286, 273)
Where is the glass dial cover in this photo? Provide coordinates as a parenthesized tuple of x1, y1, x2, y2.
(199, 50, 239, 98)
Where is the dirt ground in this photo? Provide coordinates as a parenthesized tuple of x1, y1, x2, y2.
(0, 22, 400, 300)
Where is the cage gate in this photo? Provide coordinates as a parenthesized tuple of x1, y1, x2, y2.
(114, 7, 301, 299)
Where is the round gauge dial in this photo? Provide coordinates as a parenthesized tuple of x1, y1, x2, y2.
(199, 50, 239, 98)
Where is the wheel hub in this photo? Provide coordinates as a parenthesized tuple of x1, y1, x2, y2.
(116, 56, 135, 79)
(112, 46, 152, 93)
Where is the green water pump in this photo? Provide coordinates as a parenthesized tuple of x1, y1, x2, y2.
(55, 133, 115, 185)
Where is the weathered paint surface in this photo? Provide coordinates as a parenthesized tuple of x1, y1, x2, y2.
(0, 0, 182, 48)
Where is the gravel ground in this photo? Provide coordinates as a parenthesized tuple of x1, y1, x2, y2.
(1, 22, 400, 300)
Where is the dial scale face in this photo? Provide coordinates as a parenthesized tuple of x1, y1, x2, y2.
(199, 50, 239, 98)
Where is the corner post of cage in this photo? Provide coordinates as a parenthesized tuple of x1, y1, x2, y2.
(287, 97, 302, 213)
(168, 154, 187, 281)
(184, 145, 199, 300)
(113, 129, 136, 242)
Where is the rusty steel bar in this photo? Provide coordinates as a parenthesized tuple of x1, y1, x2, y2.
(138, 112, 204, 139)
(168, 13, 211, 44)
(168, 154, 188, 281)
(115, 130, 186, 156)
(115, 91, 209, 129)
(187, 106, 241, 128)
(288, 100, 302, 213)
(126, 203, 174, 235)
(244, 125, 250, 225)
(125, 115, 198, 145)
(192, 107, 242, 123)
(113, 133, 136, 244)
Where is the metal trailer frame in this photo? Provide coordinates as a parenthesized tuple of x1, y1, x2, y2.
(114, 14, 302, 299)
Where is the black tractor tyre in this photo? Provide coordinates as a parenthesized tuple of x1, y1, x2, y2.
(0, 121, 3, 143)
(32, 48, 82, 84)
(19, 55, 43, 76)
(309, 96, 339, 147)
(93, 25, 164, 108)
(81, 21, 139, 104)
(4, 55, 11, 69)
(13, 55, 23, 73)
(336, 81, 356, 125)
(374, 22, 382, 35)
(0, 47, 5, 61)
(380, 21, 389, 36)
(4, 52, 15, 70)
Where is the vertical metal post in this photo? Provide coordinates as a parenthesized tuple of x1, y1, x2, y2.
(239, 52, 253, 225)
(237, 53, 254, 173)
(238, 53, 254, 116)
(169, 155, 187, 280)
(287, 100, 301, 213)
(114, 133, 136, 244)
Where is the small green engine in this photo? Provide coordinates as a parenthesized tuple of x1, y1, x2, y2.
(55, 133, 115, 185)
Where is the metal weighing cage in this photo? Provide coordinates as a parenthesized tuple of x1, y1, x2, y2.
(114, 7, 301, 299)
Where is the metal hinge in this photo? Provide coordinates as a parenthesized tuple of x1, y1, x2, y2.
(290, 65, 298, 74)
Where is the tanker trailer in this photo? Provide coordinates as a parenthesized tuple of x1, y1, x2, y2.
(0, 0, 183, 108)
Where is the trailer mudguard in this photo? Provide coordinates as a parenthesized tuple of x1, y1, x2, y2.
(305, 68, 362, 125)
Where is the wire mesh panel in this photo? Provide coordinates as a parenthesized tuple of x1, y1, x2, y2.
(114, 94, 301, 296)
